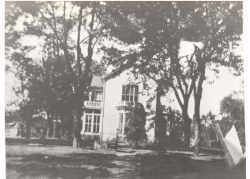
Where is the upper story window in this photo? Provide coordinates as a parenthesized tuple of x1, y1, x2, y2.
(88, 91, 102, 101)
(95, 91, 102, 101)
(122, 84, 139, 102)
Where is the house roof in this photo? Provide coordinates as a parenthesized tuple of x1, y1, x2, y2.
(90, 76, 103, 88)
(102, 63, 133, 81)
(102, 52, 137, 81)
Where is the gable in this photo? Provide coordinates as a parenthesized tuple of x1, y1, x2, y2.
(90, 76, 103, 88)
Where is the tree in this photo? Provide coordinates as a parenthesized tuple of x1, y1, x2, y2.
(6, 2, 74, 139)
(184, 2, 243, 155)
(125, 103, 147, 147)
(199, 111, 218, 148)
(219, 93, 245, 148)
(6, 1, 113, 147)
(8, 51, 45, 139)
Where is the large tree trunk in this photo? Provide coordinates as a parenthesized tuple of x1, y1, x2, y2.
(193, 109, 201, 156)
(23, 106, 32, 139)
(183, 109, 192, 148)
(53, 117, 58, 138)
(71, 5, 94, 148)
(46, 114, 53, 138)
(154, 86, 166, 148)
(193, 118, 201, 156)
(72, 99, 82, 148)
(25, 115, 31, 139)
(193, 58, 205, 156)
(193, 82, 203, 156)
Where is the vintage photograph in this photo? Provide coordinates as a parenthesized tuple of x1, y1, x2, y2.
(5, 1, 245, 178)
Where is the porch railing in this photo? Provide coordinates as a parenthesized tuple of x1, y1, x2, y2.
(116, 101, 138, 110)
(84, 101, 103, 108)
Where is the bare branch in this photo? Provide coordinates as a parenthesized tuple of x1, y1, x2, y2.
(171, 84, 184, 109)
(76, 6, 83, 79)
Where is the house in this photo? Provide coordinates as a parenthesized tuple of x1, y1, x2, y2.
(80, 70, 163, 142)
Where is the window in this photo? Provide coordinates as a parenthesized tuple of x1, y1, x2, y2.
(84, 113, 101, 134)
(90, 91, 102, 101)
(122, 85, 139, 102)
(95, 91, 102, 101)
(85, 115, 92, 133)
(93, 115, 100, 133)
(118, 113, 131, 135)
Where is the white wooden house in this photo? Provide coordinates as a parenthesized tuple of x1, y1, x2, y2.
(80, 70, 162, 142)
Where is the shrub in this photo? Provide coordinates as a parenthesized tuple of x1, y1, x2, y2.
(125, 103, 148, 147)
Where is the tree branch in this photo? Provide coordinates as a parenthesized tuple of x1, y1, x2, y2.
(173, 64, 185, 97)
(171, 84, 184, 109)
(76, 6, 83, 86)
(38, 4, 77, 88)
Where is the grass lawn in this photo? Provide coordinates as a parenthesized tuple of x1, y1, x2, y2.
(6, 144, 245, 179)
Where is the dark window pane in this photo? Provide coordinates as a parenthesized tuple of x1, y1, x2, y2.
(134, 96, 138, 102)
(91, 91, 94, 101)
(130, 86, 134, 95)
(126, 85, 130, 96)
(135, 85, 139, 95)
(120, 114, 123, 123)
(86, 109, 93, 113)
(122, 85, 125, 94)
(93, 109, 101, 114)
(118, 124, 122, 134)
(122, 95, 125, 101)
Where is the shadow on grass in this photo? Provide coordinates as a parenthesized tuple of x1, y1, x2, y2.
(7, 152, 137, 179)
(134, 153, 246, 179)
(6, 152, 246, 179)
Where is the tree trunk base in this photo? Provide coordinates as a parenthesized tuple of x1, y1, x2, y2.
(73, 137, 81, 148)
(193, 145, 200, 156)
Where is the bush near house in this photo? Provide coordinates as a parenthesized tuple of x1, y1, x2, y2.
(125, 103, 148, 148)
(163, 109, 186, 149)
(81, 135, 101, 148)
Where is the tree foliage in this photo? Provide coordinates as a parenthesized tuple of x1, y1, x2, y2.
(5, 1, 112, 145)
(125, 103, 147, 147)
(185, 1, 243, 155)
(219, 93, 245, 148)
